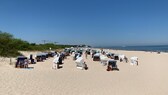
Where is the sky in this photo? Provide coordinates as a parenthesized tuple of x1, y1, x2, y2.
(0, 0, 168, 47)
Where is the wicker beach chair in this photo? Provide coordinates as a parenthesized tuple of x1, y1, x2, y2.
(93, 53, 100, 61)
(107, 59, 119, 71)
(75, 57, 88, 70)
(100, 55, 108, 66)
(130, 57, 138, 65)
(15, 56, 28, 68)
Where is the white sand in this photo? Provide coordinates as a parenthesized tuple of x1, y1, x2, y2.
(0, 50, 168, 95)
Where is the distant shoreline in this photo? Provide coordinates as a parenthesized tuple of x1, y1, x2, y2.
(94, 45, 168, 53)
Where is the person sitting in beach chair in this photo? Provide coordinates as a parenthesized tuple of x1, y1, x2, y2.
(24, 59, 29, 68)
(130, 57, 138, 66)
(106, 59, 119, 71)
(75, 57, 88, 70)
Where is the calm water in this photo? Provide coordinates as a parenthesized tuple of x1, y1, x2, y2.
(100, 45, 168, 52)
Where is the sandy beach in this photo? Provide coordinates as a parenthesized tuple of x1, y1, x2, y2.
(0, 49, 168, 95)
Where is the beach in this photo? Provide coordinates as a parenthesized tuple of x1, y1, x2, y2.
(0, 49, 168, 95)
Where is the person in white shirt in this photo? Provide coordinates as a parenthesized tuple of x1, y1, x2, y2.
(52, 54, 60, 69)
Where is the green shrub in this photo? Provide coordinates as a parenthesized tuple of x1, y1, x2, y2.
(0, 31, 72, 57)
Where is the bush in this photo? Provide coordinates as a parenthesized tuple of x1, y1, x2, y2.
(0, 31, 72, 57)
(0, 31, 22, 57)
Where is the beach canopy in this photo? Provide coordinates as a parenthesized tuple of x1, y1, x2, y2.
(100, 55, 108, 60)
(36, 53, 48, 56)
(130, 57, 138, 60)
(16, 56, 27, 60)
(119, 54, 125, 60)
(94, 53, 101, 57)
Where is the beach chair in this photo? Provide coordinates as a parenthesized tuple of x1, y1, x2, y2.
(107, 59, 119, 71)
(91, 50, 97, 58)
(15, 56, 28, 68)
(75, 57, 88, 70)
(93, 53, 100, 61)
(48, 51, 56, 57)
(42, 53, 48, 60)
(73, 53, 78, 60)
(64, 48, 72, 55)
(36, 53, 48, 62)
(114, 55, 119, 60)
(36, 54, 43, 62)
(86, 49, 91, 55)
(130, 57, 138, 65)
(100, 55, 108, 66)
(106, 53, 115, 59)
(119, 55, 128, 63)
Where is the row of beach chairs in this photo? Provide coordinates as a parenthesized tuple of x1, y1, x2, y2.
(15, 51, 57, 68)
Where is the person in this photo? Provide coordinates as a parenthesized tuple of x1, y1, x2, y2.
(30, 54, 33, 60)
(52, 54, 63, 69)
(53, 55, 59, 69)
(124, 56, 128, 63)
(24, 59, 29, 68)
(85, 51, 88, 59)
(30, 54, 35, 64)
(15, 59, 19, 68)
(101, 48, 104, 54)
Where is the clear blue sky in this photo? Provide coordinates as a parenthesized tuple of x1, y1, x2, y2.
(0, 0, 168, 46)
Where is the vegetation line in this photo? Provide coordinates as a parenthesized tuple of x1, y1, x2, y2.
(0, 31, 72, 57)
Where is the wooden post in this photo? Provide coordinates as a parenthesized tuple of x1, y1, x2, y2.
(10, 58, 12, 65)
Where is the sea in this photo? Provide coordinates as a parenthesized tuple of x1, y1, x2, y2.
(98, 45, 168, 52)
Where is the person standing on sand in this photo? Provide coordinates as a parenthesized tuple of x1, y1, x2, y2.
(52, 55, 60, 69)
(85, 51, 88, 59)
